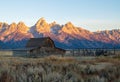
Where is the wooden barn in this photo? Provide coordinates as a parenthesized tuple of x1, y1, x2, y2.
(26, 37, 65, 57)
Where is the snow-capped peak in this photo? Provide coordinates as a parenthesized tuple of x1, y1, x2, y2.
(50, 24, 62, 34)
(0, 18, 120, 49)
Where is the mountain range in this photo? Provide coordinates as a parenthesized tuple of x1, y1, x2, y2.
(0, 18, 120, 49)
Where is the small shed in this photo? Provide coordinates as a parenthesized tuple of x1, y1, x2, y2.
(26, 37, 65, 57)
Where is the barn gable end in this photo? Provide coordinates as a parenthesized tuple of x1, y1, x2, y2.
(26, 37, 55, 48)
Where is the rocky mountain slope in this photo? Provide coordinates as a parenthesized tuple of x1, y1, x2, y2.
(0, 18, 120, 49)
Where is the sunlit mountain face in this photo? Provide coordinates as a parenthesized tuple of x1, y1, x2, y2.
(0, 18, 120, 49)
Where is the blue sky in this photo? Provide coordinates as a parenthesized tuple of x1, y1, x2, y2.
(0, 0, 120, 31)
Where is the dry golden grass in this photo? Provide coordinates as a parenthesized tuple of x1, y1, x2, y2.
(0, 56, 119, 82)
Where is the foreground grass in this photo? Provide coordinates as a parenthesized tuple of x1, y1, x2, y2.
(0, 56, 120, 82)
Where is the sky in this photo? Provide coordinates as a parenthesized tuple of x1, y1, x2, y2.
(0, 0, 120, 31)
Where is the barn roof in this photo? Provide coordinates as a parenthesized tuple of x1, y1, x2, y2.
(26, 37, 54, 48)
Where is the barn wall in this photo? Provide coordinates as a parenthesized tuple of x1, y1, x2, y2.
(27, 47, 65, 57)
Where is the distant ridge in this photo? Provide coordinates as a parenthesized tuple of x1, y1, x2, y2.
(0, 18, 120, 49)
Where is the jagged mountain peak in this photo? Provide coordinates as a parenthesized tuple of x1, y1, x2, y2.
(38, 17, 45, 21)
(0, 22, 8, 25)
(17, 21, 26, 25)
(34, 18, 50, 33)
(17, 21, 29, 33)
(6, 22, 18, 32)
(3, 21, 29, 34)
(36, 17, 48, 26)
(61, 22, 81, 34)
(10, 22, 17, 27)
(0, 22, 9, 29)
(50, 21, 57, 26)
(65, 22, 74, 28)
(52, 21, 56, 24)
(17, 21, 28, 28)
(0, 18, 120, 49)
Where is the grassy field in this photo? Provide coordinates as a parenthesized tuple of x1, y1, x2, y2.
(0, 55, 120, 82)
